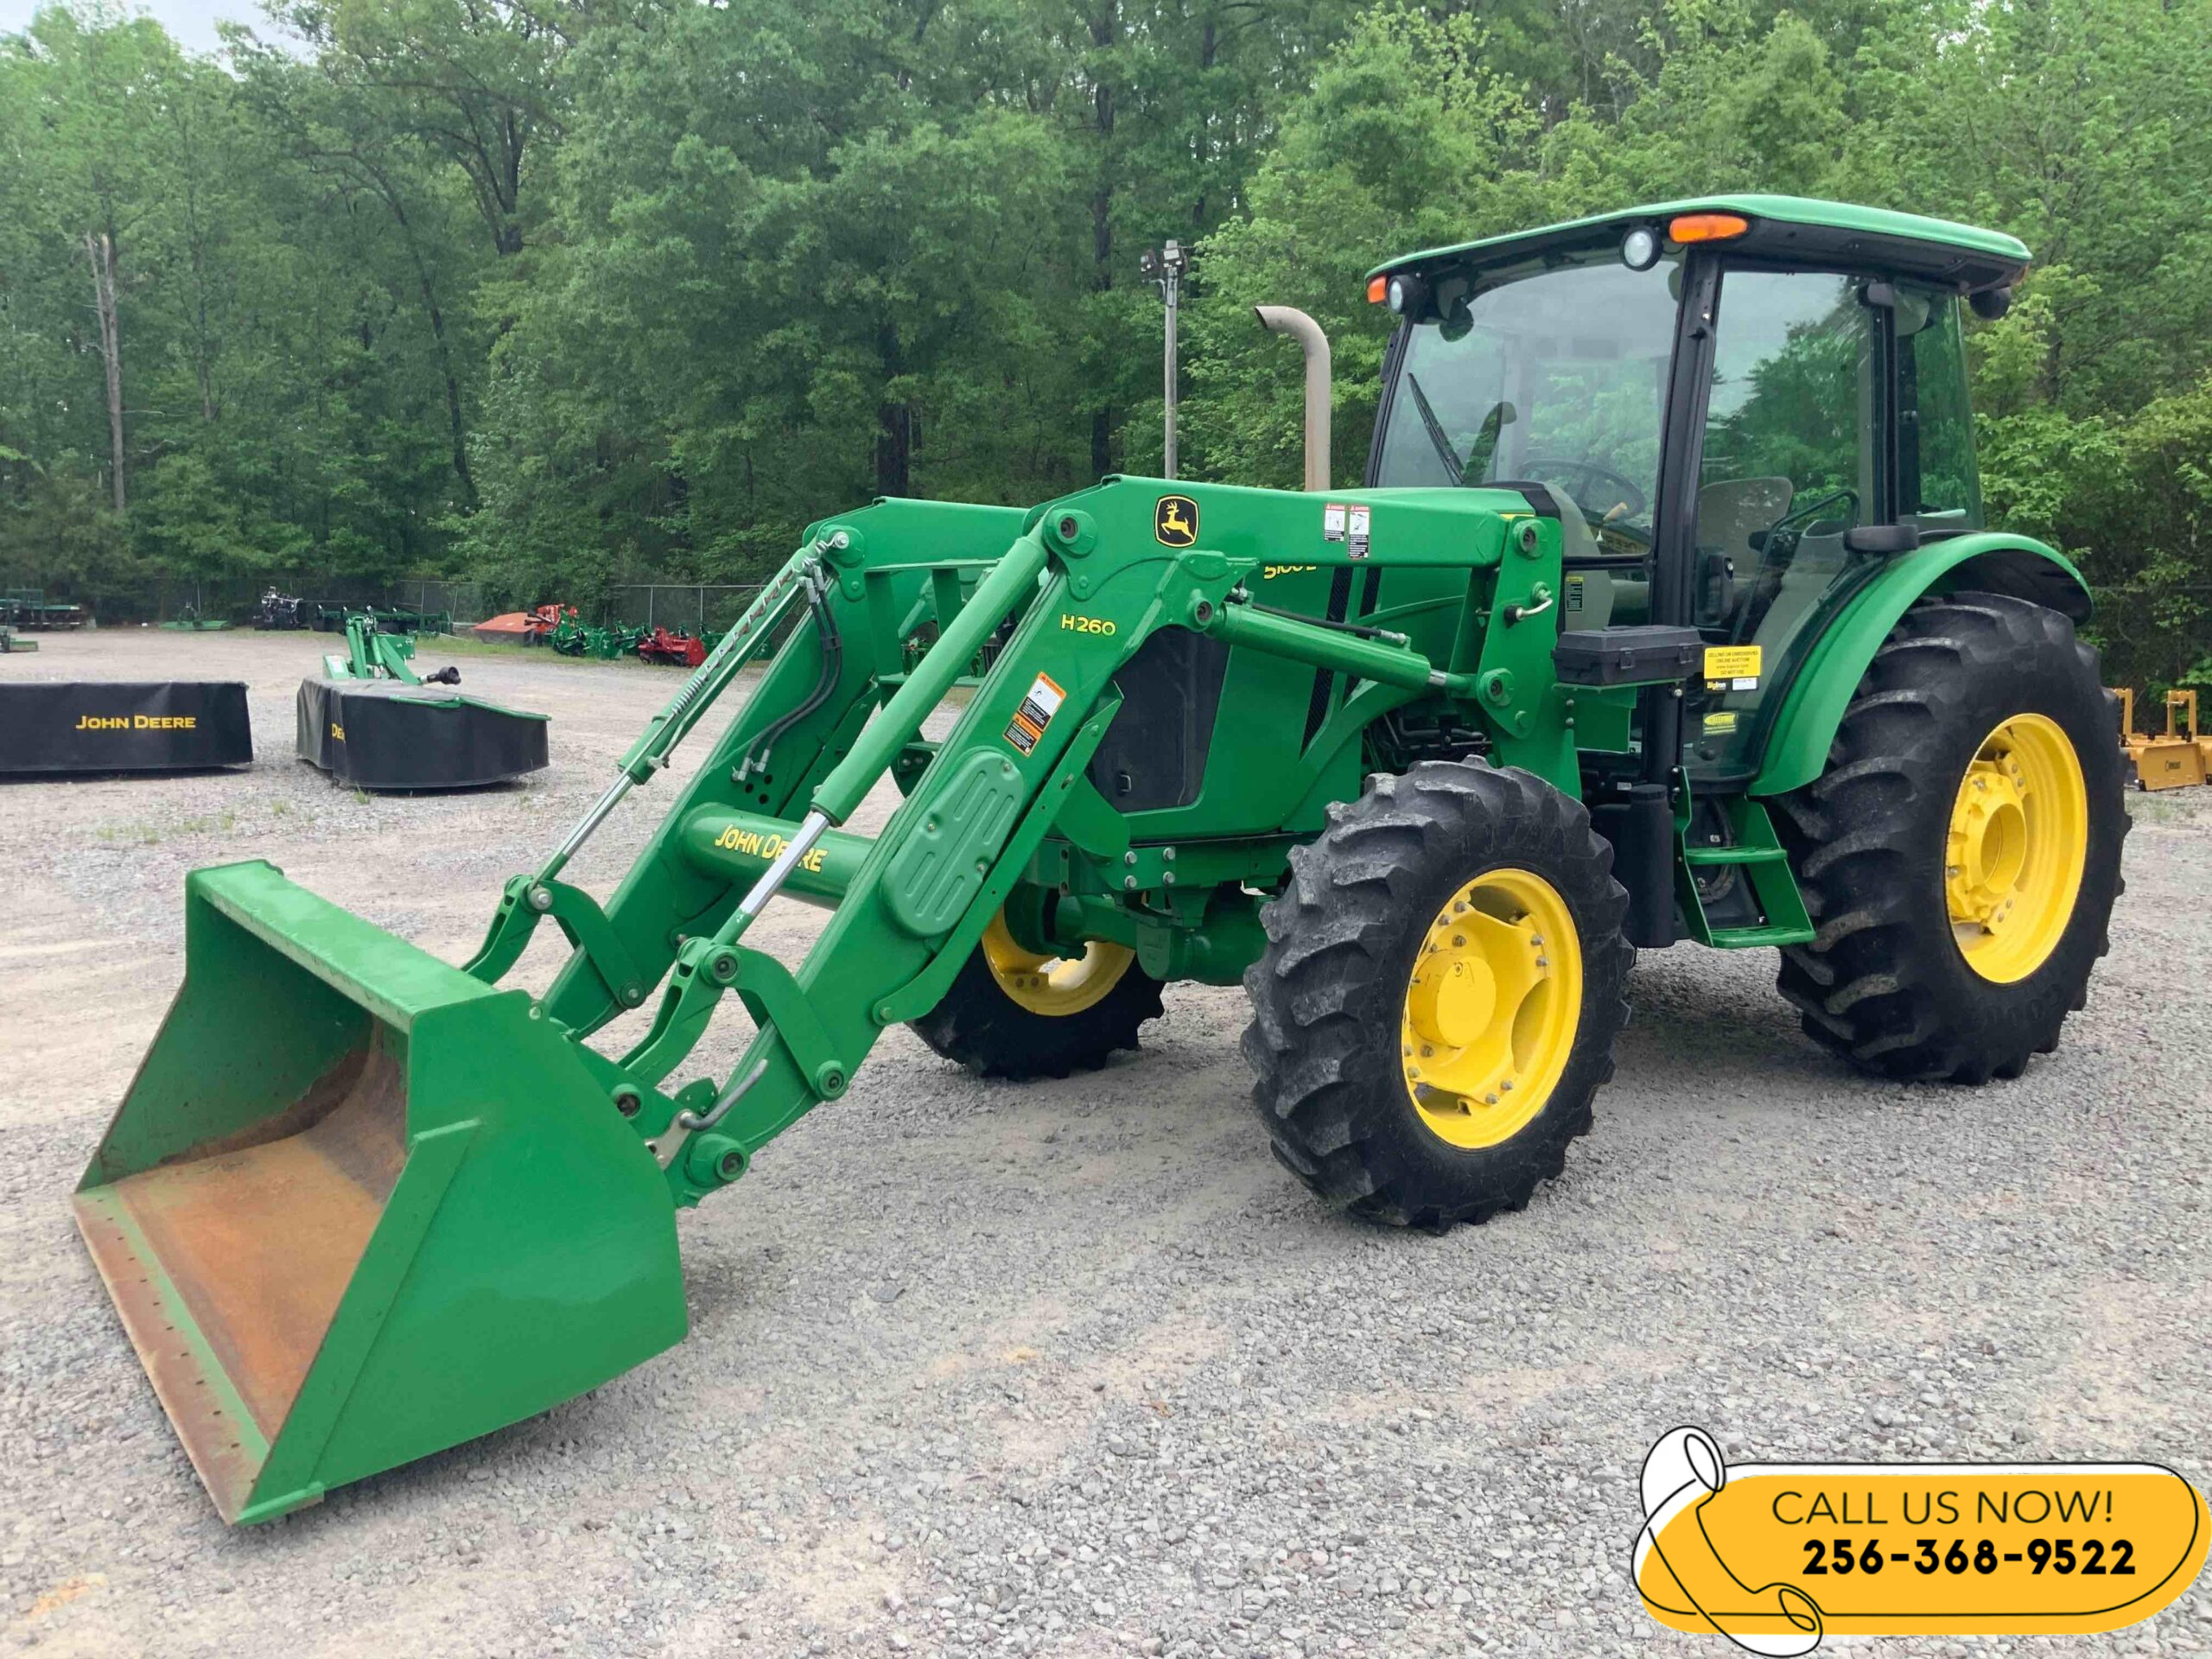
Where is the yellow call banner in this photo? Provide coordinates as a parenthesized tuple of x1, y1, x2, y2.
(1635, 1427, 2208, 1654)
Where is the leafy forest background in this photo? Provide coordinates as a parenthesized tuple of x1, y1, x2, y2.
(3, 0, 2209, 685)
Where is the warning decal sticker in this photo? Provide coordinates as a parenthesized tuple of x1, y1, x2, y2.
(1004, 671, 1066, 755)
(1702, 643, 1762, 692)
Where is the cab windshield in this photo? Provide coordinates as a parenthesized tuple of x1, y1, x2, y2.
(1372, 246, 1683, 553)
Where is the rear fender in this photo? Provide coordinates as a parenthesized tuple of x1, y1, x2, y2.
(1751, 533, 2091, 798)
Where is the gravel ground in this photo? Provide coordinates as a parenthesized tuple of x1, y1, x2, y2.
(2, 628, 2208, 1659)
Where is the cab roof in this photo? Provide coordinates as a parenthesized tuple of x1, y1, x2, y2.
(1370, 195, 2031, 292)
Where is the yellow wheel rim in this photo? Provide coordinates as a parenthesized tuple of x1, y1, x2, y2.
(981, 914, 1137, 1017)
(1947, 712, 2088, 984)
(1401, 868, 1583, 1149)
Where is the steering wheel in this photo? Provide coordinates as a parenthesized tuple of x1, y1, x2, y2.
(1733, 486, 1860, 642)
(1517, 456, 1648, 524)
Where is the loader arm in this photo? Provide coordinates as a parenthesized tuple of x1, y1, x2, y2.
(530, 499, 1032, 1033)
(543, 508, 1249, 1205)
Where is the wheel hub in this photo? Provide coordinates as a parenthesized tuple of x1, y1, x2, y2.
(1946, 760, 2029, 924)
(1401, 868, 1582, 1149)
(1944, 713, 2088, 984)
(1407, 953, 1498, 1049)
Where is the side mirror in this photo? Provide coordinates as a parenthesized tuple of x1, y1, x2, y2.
(1969, 285, 2013, 321)
(1842, 524, 1920, 556)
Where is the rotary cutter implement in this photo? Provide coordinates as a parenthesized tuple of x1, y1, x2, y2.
(296, 613, 548, 789)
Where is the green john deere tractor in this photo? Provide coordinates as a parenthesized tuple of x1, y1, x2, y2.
(75, 196, 2125, 1522)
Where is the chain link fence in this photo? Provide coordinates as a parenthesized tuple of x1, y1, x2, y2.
(62, 575, 492, 630)
(588, 584, 765, 636)
(67, 575, 774, 636)
(396, 579, 486, 626)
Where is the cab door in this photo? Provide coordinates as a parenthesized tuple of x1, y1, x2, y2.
(1681, 265, 1882, 780)
(1675, 266, 1984, 784)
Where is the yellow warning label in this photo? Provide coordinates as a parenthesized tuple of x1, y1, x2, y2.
(1702, 711, 1738, 734)
(1703, 645, 1762, 681)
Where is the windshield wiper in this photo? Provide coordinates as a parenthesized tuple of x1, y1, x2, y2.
(1403, 374, 1463, 486)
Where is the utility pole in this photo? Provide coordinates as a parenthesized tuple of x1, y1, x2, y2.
(1140, 239, 1190, 478)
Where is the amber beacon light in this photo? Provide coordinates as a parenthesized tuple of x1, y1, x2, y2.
(1669, 212, 1751, 244)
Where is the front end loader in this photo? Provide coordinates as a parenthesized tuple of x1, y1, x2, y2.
(79, 196, 2127, 1522)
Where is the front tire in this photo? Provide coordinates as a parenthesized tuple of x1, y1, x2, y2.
(1243, 763, 1633, 1230)
(910, 912, 1164, 1080)
(1772, 593, 2127, 1082)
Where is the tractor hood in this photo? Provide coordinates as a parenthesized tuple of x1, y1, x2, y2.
(1027, 476, 1535, 572)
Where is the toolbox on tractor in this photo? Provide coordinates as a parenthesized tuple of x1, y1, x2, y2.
(79, 196, 2128, 1522)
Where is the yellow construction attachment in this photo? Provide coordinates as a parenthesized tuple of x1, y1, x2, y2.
(2115, 687, 2209, 791)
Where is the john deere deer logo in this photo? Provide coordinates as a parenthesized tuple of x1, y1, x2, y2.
(1154, 494, 1198, 547)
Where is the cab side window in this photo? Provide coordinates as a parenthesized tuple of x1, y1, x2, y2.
(1898, 286, 1982, 531)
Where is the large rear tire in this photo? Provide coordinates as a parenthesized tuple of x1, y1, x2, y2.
(1243, 762, 1633, 1230)
(1771, 592, 2127, 1082)
(910, 912, 1165, 1080)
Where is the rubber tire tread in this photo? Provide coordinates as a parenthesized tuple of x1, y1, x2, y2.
(1242, 761, 1633, 1230)
(1770, 592, 2129, 1083)
(910, 945, 1165, 1080)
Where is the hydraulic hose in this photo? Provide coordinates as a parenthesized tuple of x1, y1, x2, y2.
(735, 566, 844, 783)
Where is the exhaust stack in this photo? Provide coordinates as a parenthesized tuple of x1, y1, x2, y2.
(1254, 305, 1332, 492)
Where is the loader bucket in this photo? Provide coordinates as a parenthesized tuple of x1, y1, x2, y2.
(73, 861, 685, 1524)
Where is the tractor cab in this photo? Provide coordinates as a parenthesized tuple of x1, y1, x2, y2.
(1363, 195, 2031, 786)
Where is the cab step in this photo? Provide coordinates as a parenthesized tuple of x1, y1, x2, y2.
(1681, 842, 1790, 868)
(1675, 797, 1814, 947)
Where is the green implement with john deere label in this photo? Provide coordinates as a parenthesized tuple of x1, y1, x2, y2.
(296, 612, 550, 789)
(79, 198, 2126, 1522)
